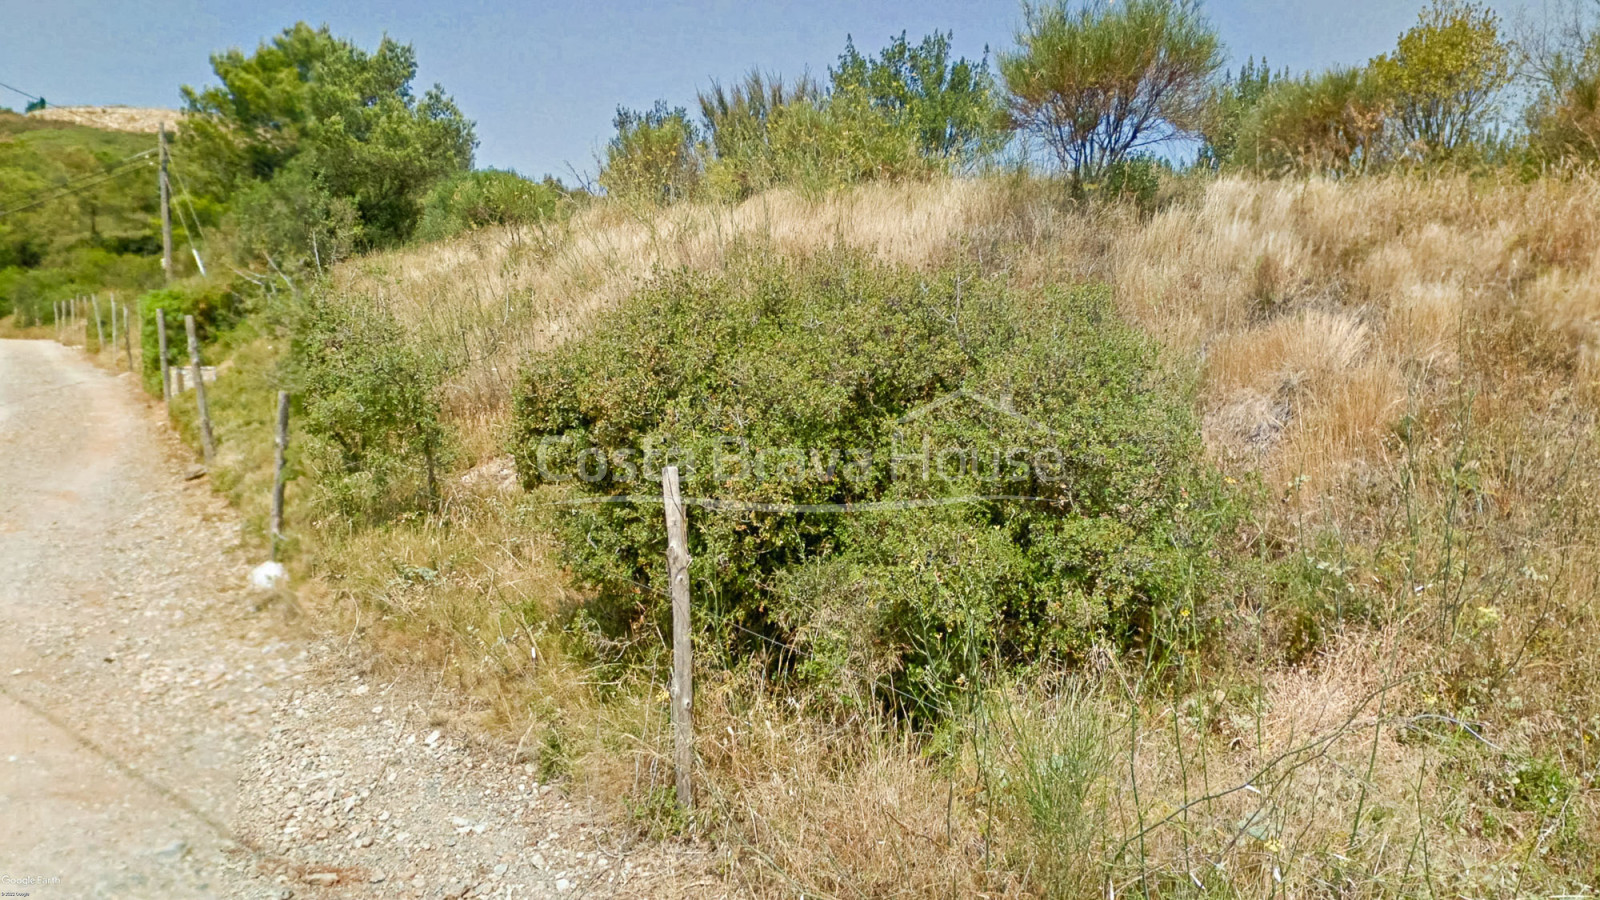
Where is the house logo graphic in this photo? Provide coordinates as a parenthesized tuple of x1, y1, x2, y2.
(538, 388, 1072, 513)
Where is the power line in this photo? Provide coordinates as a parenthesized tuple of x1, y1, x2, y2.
(0, 158, 155, 219)
(0, 79, 41, 102)
(0, 147, 158, 211)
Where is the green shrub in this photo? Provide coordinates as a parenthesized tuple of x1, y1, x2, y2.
(415, 169, 570, 243)
(138, 278, 247, 394)
(699, 77, 933, 200)
(597, 102, 702, 205)
(511, 249, 1228, 716)
(1233, 66, 1391, 175)
(1097, 154, 1163, 211)
(287, 293, 449, 526)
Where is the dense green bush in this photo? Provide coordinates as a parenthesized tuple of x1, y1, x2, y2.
(695, 30, 995, 201)
(1232, 67, 1391, 175)
(415, 169, 569, 242)
(287, 294, 449, 526)
(182, 23, 476, 257)
(512, 250, 1228, 715)
(597, 102, 702, 204)
(138, 278, 247, 393)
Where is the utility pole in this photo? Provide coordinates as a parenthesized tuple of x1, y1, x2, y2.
(159, 123, 173, 281)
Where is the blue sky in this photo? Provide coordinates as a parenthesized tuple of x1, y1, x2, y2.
(0, 0, 1552, 180)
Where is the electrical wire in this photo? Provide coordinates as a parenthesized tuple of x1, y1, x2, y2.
(169, 167, 211, 247)
(0, 157, 155, 218)
(0, 147, 156, 206)
(0, 79, 42, 102)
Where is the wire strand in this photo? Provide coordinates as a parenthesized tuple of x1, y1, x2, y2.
(0, 157, 156, 218)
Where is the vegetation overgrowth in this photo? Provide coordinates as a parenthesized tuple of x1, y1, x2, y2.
(7, 0, 1600, 895)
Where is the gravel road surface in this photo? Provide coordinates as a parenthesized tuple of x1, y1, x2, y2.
(0, 340, 719, 899)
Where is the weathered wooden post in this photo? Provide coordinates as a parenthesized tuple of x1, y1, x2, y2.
(121, 302, 134, 371)
(109, 294, 118, 367)
(156, 309, 172, 416)
(185, 314, 216, 465)
(270, 391, 290, 559)
(662, 465, 693, 809)
(91, 295, 105, 353)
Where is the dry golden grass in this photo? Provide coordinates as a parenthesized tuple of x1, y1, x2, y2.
(282, 171, 1600, 896)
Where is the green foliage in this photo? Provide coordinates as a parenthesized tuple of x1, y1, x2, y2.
(286, 294, 450, 525)
(829, 31, 1005, 166)
(415, 169, 570, 242)
(999, 0, 1224, 183)
(1525, 23, 1600, 166)
(1232, 66, 1392, 175)
(181, 22, 477, 260)
(1199, 57, 1286, 168)
(1098, 154, 1164, 211)
(598, 102, 702, 205)
(1369, 0, 1511, 161)
(694, 31, 998, 202)
(0, 113, 168, 324)
(511, 249, 1228, 717)
(137, 279, 247, 393)
(699, 71, 821, 167)
(702, 86, 929, 200)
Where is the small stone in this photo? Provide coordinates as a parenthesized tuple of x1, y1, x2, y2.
(184, 465, 207, 481)
(493, 863, 508, 877)
(555, 878, 572, 892)
(154, 840, 188, 861)
(358, 835, 374, 848)
(303, 872, 339, 886)
(440, 881, 471, 899)
(368, 871, 386, 884)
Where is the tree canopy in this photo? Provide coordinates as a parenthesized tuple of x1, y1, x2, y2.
(181, 23, 476, 260)
(1369, 0, 1512, 160)
(999, 0, 1223, 184)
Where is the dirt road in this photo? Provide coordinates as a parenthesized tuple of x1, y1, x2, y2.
(0, 340, 715, 899)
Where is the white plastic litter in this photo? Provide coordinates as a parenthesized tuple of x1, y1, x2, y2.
(249, 561, 289, 590)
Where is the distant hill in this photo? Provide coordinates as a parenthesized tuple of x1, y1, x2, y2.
(0, 110, 167, 322)
(27, 106, 179, 134)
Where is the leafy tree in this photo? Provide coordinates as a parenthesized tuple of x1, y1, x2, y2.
(699, 71, 821, 163)
(1524, 8, 1600, 164)
(1233, 66, 1391, 175)
(1369, 0, 1512, 160)
(180, 23, 351, 193)
(598, 102, 701, 204)
(1198, 57, 1285, 167)
(998, 0, 1224, 185)
(696, 67, 929, 199)
(830, 31, 1005, 165)
(181, 23, 476, 257)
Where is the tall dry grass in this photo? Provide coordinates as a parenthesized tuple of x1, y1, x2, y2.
(307, 171, 1600, 896)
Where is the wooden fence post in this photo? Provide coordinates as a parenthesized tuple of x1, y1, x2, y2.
(270, 391, 290, 559)
(121, 302, 134, 371)
(156, 309, 172, 416)
(109, 294, 118, 367)
(662, 465, 694, 809)
(185, 314, 216, 465)
(91, 295, 105, 352)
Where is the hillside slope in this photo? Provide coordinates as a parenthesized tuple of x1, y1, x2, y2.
(26, 105, 178, 134)
(191, 174, 1600, 897)
(0, 110, 168, 323)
